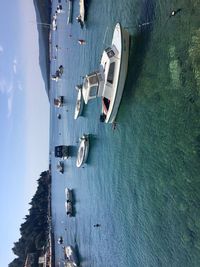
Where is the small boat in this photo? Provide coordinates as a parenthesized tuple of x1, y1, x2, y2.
(76, 0, 85, 28)
(64, 246, 79, 267)
(82, 23, 130, 123)
(65, 201, 73, 216)
(76, 134, 89, 168)
(51, 66, 64, 81)
(67, 0, 73, 24)
(54, 96, 64, 107)
(55, 145, 70, 159)
(57, 161, 64, 174)
(58, 65, 64, 75)
(65, 188, 73, 203)
(56, 4, 64, 14)
(52, 16, 57, 31)
(74, 85, 84, 119)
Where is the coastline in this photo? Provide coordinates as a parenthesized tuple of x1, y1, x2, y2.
(33, 0, 52, 99)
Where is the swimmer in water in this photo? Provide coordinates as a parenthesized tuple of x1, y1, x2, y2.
(93, 224, 101, 227)
(170, 8, 182, 17)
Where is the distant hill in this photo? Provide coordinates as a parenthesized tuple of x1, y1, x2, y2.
(33, 0, 52, 99)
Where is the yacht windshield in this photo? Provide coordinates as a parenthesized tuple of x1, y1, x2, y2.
(89, 86, 98, 97)
(107, 62, 115, 84)
(105, 47, 115, 58)
(83, 78, 89, 89)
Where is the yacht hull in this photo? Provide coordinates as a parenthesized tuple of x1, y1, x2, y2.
(74, 89, 84, 119)
(105, 23, 129, 123)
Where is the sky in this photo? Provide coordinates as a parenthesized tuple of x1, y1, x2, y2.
(0, 1, 50, 266)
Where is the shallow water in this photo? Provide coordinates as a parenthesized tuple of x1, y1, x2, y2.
(50, 0, 200, 266)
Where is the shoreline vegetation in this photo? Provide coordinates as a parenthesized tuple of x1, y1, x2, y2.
(8, 171, 54, 267)
(33, 0, 52, 99)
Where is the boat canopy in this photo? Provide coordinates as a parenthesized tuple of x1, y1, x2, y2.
(82, 72, 98, 104)
(82, 71, 105, 104)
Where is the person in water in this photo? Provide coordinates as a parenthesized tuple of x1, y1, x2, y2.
(112, 121, 117, 130)
(93, 224, 101, 227)
(138, 21, 152, 28)
(55, 44, 61, 51)
(58, 65, 64, 71)
(170, 8, 182, 17)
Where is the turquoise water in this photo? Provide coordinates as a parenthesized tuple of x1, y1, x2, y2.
(50, 0, 200, 266)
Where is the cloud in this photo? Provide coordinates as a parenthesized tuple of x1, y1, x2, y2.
(7, 96, 13, 118)
(0, 78, 14, 117)
(17, 81, 23, 91)
(5, 82, 14, 118)
(7, 82, 14, 94)
(13, 59, 17, 74)
(0, 57, 23, 118)
(0, 79, 7, 93)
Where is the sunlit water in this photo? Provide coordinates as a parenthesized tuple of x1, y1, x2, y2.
(49, 0, 200, 266)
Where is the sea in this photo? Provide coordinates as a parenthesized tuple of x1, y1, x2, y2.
(49, 0, 200, 266)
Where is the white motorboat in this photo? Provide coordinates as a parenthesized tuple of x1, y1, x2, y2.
(65, 188, 73, 203)
(74, 85, 84, 119)
(76, 134, 89, 168)
(64, 246, 79, 267)
(82, 23, 129, 123)
(76, 0, 85, 28)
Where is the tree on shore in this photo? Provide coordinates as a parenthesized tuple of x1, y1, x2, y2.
(9, 171, 51, 267)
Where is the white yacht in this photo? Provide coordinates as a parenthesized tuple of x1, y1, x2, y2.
(74, 85, 84, 119)
(76, 134, 89, 168)
(82, 23, 129, 123)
